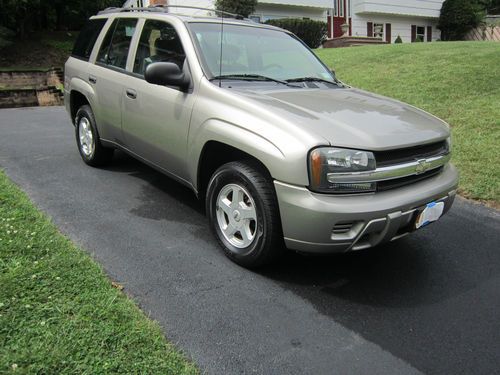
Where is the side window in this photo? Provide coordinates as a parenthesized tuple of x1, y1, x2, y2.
(72, 18, 107, 60)
(97, 18, 138, 69)
(133, 20, 186, 76)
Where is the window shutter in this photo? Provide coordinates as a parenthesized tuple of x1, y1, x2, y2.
(367, 22, 373, 37)
(411, 25, 417, 42)
(427, 26, 432, 42)
(385, 24, 392, 43)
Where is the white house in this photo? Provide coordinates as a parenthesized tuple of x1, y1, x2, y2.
(123, 0, 444, 43)
(330, 0, 445, 43)
(124, 0, 331, 22)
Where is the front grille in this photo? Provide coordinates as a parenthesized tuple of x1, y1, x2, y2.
(374, 141, 448, 168)
(377, 167, 443, 191)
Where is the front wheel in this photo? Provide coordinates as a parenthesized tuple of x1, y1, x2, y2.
(206, 161, 284, 268)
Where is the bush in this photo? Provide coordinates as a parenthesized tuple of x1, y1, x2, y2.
(215, 0, 257, 17)
(394, 35, 403, 43)
(265, 18, 327, 48)
(0, 26, 15, 50)
(438, 0, 486, 40)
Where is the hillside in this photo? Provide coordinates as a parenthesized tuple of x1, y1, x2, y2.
(316, 41, 500, 204)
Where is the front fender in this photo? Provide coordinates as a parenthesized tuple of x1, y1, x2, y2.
(188, 118, 310, 190)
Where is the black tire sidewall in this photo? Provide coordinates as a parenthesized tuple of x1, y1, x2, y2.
(206, 163, 277, 267)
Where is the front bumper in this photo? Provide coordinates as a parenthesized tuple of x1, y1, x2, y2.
(275, 163, 459, 254)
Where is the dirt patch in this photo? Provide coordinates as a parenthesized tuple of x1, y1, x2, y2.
(0, 31, 76, 70)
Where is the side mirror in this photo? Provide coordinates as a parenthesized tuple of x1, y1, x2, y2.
(145, 62, 190, 91)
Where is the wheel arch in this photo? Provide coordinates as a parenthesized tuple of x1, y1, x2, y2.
(196, 141, 274, 200)
(68, 77, 96, 124)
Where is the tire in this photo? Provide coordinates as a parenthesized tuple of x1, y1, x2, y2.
(206, 160, 284, 268)
(75, 105, 113, 167)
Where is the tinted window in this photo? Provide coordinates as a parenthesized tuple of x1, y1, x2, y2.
(72, 19, 107, 60)
(97, 18, 138, 69)
(133, 20, 186, 76)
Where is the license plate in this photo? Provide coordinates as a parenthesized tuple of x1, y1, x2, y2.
(415, 201, 444, 229)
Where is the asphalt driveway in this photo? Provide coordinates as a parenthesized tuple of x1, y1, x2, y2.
(1, 106, 499, 375)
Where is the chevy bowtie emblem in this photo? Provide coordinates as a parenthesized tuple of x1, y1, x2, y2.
(415, 159, 431, 174)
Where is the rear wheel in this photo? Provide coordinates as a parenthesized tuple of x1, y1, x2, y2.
(75, 105, 113, 167)
(206, 161, 284, 268)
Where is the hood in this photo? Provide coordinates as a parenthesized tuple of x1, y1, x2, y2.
(232, 87, 450, 151)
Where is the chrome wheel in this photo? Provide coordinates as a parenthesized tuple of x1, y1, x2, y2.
(216, 183, 258, 249)
(78, 117, 94, 157)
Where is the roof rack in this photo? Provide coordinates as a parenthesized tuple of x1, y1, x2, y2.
(98, 5, 246, 20)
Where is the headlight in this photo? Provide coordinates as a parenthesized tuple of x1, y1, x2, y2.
(309, 147, 376, 194)
(446, 137, 452, 153)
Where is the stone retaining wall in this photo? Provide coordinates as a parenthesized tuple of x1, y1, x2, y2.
(0, 69, 64, 108)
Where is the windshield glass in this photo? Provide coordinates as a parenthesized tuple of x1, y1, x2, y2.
(188, 23, 334, 82)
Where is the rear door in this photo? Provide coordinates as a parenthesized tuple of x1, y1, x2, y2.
(120, 19, 196, 181)
(88, 17, 138, 143)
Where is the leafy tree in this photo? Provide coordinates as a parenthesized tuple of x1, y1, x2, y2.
(0, 0, 121, 40)
(438, 0, 486, 40)
(214, 0, 258, 18)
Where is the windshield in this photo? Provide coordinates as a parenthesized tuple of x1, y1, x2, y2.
(188, 23, 335, 83)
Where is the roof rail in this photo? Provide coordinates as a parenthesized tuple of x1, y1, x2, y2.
(98, 5, 246, 20)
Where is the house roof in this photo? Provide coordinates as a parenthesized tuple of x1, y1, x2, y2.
(354, 0, 443, 19)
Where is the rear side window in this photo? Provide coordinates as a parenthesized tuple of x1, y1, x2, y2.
(72, 19, 107, 61)
(97, 18, 138, 70)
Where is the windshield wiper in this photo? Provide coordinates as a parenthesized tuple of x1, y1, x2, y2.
(211, 74, 299, 87)
(286, 77, 344, 87)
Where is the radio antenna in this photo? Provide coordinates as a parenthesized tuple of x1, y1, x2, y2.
(219, 6, 224, 88)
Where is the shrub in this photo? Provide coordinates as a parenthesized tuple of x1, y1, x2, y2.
(394, 35, 403, 43)
(214, 0, 258, 17)
(438, 0, 486, 40)
(265, 18, 327, 48)
(0, 26, 15, 50)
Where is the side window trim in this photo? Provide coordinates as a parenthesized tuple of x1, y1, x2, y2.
(95, 17, 139, 71)
(99, 19, 120, 66)
(89, 17, 117, 64)
(126, 18, 145, 72)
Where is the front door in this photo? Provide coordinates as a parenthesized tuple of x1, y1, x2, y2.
(121, 19, 196, 181)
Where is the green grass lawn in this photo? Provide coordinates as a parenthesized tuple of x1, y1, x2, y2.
(316, 41, 500, 204)
(0, 171, 197, 374)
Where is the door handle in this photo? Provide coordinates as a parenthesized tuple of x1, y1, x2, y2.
(126, 89, 137, 99)
(89, 75, 97, 84)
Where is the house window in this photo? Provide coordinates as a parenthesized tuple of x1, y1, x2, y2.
(373, 23, 384, 38)
(416, 26, 425, 42)
(338, 0, 344, 17)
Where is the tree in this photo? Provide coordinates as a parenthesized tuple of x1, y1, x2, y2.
(0, 0, 121, 40)
(438, 0, 486, 40)
(214, 0, 258, 18)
